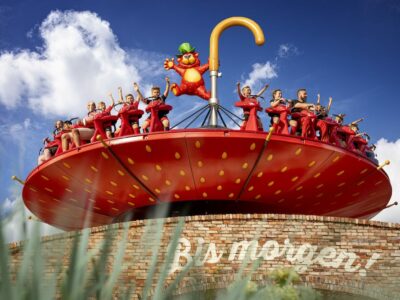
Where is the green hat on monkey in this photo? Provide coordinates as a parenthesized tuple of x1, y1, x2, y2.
(176, 42, 196, 57)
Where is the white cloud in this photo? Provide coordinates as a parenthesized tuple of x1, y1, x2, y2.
(241, 62, 277, 92)
(0, 10, 146, 118)
(372, 138, 400, 223)
(278, 43, 299, 58)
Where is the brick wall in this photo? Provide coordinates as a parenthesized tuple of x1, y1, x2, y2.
(8, 214, 400, 299)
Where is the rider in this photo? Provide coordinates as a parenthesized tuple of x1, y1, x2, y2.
(138, 77, 171, 132)
(290, 89, 316, 136)
(37, 120, 64, 165)
(61, 101, 97, 151)
(96, 99, 115, 139)
(268, 89, 290, 133)
(123, 83, 142, 133)
(237, 82, 269, 130)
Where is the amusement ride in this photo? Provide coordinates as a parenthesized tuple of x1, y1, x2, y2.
(13, 17, 393, 231)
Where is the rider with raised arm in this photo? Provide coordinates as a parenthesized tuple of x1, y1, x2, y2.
(140, 77, 171, 132)
(236, 82, 268, 130)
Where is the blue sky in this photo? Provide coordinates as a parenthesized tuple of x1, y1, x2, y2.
(0, 0, 399, 236)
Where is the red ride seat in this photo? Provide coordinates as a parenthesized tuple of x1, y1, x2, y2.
(145, 100, 173, 132)
(91, 114, 119, 142)
(291, 109, 317, 138)
(235, 100, 263, 131)
(265, 105, 290, 134)
(116, 104, 144, 137)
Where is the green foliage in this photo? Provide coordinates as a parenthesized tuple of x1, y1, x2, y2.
(0, 211, 320, 300)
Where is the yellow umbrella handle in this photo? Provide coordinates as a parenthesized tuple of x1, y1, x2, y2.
(209, 17, 265, 72)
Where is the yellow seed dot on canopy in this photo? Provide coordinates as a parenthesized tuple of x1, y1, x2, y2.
(200, 177, 206, 183)
(295, 148, 302, 155)
(41, 175, 49, 181)
(228, 193, 234, 198)
(197, 161, 203, 167)
(145, 145, 152, 153)
(296, 186, 303, 191)
(274, 189, 282, 195)
(255, 194, 261, 199)
(106, 191, 114, 195)
(360, 168, 368, 174)
(149, 197, 155, 202)
(221, 152, 228, 159)
(142, 175, 149, 181)
(308, 161, 316, 167)
(280, 166, 288, 173)
(127, 158, 135, 165)
(174, 194, 180, 199)
(235, 178, 241, 184)
(175, 152, 181, 159)
(202, 192, 208, 198)
(118, 170, 125, 176)
(242, 162, 249, 169)
(217, 185, 222, 191)
(185, 185, 191, 191)
(128, 202, 135, 206)
(155, 165, 162, 171)
(110, 181, 117, 186)
(267, 181, 274, 187)
(132, 184, 140, 190)
(267, 154, 273, 161)
(195, 141, 201, 148)
(128, 194, 136, 199)
(90, 165, 98, 172)
(313, 173, 321, 178)
(291, 176, 299, 182)
(63, 162, 71, 169)
(248, 186, 254, 191)
(250, 143, 256, 151)
(332, 155, 340, 162)
(180, 170, 186, 176)
(62, 175, 70, 181)
(107, 200, 114, 204)
(257, 172, 263, 178)
(101, 152, 109, 159)
(316, 184, 324, 189)
(165, 180, 172, 186)
(219, 170, 225, 176)
(155, 188, 161, 194)
(337, 170, 345, 176)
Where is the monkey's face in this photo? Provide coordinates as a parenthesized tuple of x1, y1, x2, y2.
(178, 52, 200, 68)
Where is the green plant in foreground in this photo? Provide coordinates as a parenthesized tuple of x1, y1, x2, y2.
(0, 208, 320, 300)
